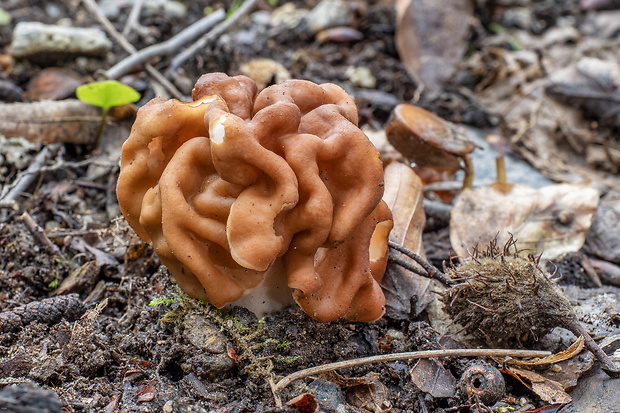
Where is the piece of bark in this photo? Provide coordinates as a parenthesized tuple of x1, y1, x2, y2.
(0, 100, 100, 145)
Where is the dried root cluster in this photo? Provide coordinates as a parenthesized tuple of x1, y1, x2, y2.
(441, 238, 575, 346)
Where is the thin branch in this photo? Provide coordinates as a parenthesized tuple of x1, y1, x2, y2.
(20, 211, 65, 260)
(270, 348, 551, 406)
(106, 9, 226, 80)
(121, 0, 146, 38)
(1, 146, 54, 204)
(169, 0, 258, 71)
(80, 0, 185, 100)
(388, 240, 455, 285)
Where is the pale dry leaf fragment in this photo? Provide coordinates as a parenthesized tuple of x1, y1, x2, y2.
(381, 162, 435, 319)
(506, 336, 585, 367)
(507, 367, 572, 404)
(410, 358, 456, 398)
(395, 0, 473, 91)
(0, 99, 100, 145)
(450, 181, 599, 260)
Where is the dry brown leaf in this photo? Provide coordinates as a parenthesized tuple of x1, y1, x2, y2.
(450, 181, 599, 260)
(26, 67, 86, 101)
(0, 99, 100, 144)
(409, 358, 456, 398)
(395, 0, 473, 91)
(543, 348, 594, 391)
(507, 367, 572, 404)
(381, 162, 435, 318)
(286, 393, 317, 413)
(345, 377, 391, 413)
(506, 336, 585, 367)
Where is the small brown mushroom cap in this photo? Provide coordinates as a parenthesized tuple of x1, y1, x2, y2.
(385, 104, 475, 173)
(117, 73, 393, 322)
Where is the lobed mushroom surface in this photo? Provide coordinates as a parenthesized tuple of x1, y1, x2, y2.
(116, 73, 393, 322)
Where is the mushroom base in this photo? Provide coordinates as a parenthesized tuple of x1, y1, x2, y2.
(226, 258, 295, 318)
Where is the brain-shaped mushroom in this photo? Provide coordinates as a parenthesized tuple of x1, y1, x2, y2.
(117, 73, 393, 322)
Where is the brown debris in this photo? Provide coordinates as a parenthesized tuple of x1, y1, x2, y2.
(0, 294, 85, 335)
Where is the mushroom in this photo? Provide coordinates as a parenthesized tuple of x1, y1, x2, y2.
(117, 73, 393, 322)
(385, 104, 476, 188)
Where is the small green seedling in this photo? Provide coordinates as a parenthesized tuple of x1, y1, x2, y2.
(76, 80, 140, 148)
(0, 8, 11, 25)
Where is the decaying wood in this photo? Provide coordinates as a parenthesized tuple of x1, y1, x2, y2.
(0, 100, 100, 144)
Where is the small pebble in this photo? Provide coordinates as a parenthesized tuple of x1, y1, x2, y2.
(347, 66, 376, 89)
(163, 400, 174, 413)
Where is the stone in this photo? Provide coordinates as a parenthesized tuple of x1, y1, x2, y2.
(10, 22, 111, 60)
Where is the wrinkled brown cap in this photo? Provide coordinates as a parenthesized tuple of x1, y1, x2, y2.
(117, 73, 393, 321)
(386, 104, 475, 173)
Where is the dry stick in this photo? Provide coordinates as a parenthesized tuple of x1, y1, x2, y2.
(121, 0, 146, 38)
(20, 211, 66, 260)
(562, 318, 620, 378)
(80, 0, 185, 100)
(388, 240, 455, 285)
(270, 348, 551, 406)
(106, 9, 226, 80)
(169, 0, 258, 71)
(0, 146, 53, 204)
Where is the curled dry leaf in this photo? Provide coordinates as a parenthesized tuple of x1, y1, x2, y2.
(285, 393, 317, 413)
(505, 336, 585, 367)
(450, 181, 599, 260)
(394, 0, 473, 91)
(0, 99, 100, 145)
(381, 162, 433, 319)
(504, 367, 572, 405)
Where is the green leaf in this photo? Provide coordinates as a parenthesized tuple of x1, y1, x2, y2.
(76, 80, 140, 109)
(0, 8, 11, 26)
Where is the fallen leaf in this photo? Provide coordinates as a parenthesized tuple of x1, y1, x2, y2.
(286, 393, 317, 413)
(26, 67, 85, 101)
(135, 380, 157, 403)
(585, 191, 620, 264)
(394, 0, 473, 91)
(345, 380, 392, 413)
(51, 260, 100, 296)
(381, 162, 436, 319)
(506, 336, 585, 367)
(450, 181, 599, 260)
(543, 348, 594, 391)
(506, 367, 572, 404)
(410, 358, 456, 398)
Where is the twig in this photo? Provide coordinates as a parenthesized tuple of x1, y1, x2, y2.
(121, 0, 146, 38)
(388, 240, 455, 285)
(270, 348, 551, 406)
(106, 9, 225, 80)
(80, 0, 185, 100)
(561, 317, 620, 378)
(169, 0, 258, 71)
(20, 211, 66, 260)
(0, 146, 54, 204)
